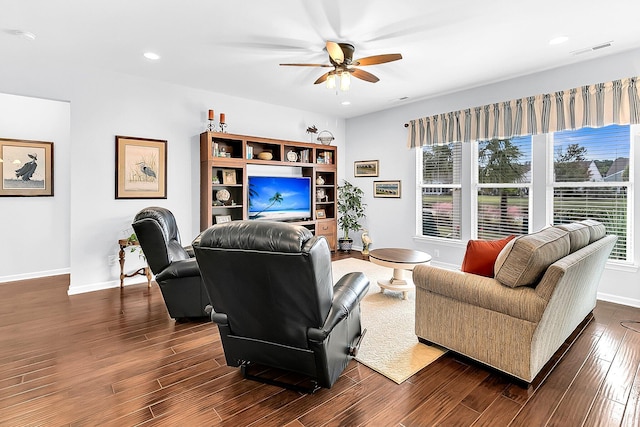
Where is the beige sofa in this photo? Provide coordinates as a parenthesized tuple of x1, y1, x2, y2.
(413, 220, 616, 382)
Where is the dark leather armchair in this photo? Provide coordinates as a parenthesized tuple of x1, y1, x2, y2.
(193, 220, 369, 392)
(132, 207, 209, 319)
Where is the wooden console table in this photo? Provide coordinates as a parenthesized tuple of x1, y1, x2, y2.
(118, 239, 151, 288)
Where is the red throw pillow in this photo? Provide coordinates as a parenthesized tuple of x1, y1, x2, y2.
(461, 235, 516, 278)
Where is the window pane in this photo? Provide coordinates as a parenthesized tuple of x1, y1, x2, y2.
(421, 142, 461, 239)
(477, 189, 529, 239)
(554, 186, 628, 260)
(554, 125, 630, 183)
(478, 137, 531, 184)
(476, 136, 531, 238)
(422, 143, 461, 184)
(552, 125, 631, 261)
(422, 189, 461, 239)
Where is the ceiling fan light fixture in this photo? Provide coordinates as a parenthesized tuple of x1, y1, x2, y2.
(340, 71, 351, 91)
(326, 73, 336, 89)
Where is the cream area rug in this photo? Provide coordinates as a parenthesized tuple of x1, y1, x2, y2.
(332, 258, 447, 384)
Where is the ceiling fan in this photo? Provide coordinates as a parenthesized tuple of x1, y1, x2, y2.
(280, 41, 402, 90)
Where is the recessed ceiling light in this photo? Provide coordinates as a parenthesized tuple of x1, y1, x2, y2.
(341, 101, 351, 106)
(12, 30, 36, 41)
(549, 36, 569, 45)
(143, 52, 161, 60)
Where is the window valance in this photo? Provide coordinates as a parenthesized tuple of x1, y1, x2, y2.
(407, 76, 639, 147)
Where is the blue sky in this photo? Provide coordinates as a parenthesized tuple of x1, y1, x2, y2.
(248, 176, 311, 211)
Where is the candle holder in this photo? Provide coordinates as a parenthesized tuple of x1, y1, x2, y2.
(219, 122, 228, 133)
(207, 119, 217, 132)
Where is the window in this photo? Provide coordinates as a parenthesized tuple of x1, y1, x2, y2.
(417, 125, 633, 263)
(551, 125, 631, 261)
(475, 136, 532, 239)
(419, 143, 462, 239)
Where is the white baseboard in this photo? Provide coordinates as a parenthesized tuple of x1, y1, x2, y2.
(0, 268, 70, 284)
(67, 277, 150, 295)
(597, 292, 640, 309)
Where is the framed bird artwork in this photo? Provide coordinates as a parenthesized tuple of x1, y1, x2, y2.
(115, 135, 167, 199)
(0, 138, 54, 197)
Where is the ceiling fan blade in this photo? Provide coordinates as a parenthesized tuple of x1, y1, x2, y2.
(326, 41, 344, 65)
(314, 71, 332, 85)
(351, 68, 380, 83)
(280, 63, 332, 67)
(353, 53, 403, 66)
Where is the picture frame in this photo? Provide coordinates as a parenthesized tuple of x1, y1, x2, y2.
(1, 138, 54, 197)
(316, 209, 326, 219)
(354, 160, 379, 177)
(116, 135, 167, 199)
(374, 180, 401, 198)
(215, 215, 232, 224)
(222, 169, 237, 185)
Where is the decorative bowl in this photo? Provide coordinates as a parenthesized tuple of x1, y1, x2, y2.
(257, 151, 273, 160)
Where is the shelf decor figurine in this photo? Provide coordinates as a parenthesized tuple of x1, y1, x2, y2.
(215, 188, 231, 205)
(306, 125, 318, 143)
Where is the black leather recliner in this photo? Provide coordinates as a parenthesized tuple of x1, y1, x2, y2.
(132, 207, 209, 319)
(193, 220, 370, 392)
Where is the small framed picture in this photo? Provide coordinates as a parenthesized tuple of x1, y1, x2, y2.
(222, 169, 236, 185)
(316, 209, 326, 219)
(1, 138, 54, 197)
(354, 160, 379, 177)
(374, 180, 401, 198)
(215, 215, 232, 224)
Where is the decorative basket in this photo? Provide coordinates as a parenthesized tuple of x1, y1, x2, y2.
(317, 130, 334, 145)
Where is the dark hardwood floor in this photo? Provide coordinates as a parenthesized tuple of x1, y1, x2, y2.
(1, 254, 639, 426)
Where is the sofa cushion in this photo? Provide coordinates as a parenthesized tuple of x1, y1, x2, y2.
(580, 219, 606, 243)
(494, 227, 570, 288)
(461, 235, 516, 277)
(555, 223, 590, 253)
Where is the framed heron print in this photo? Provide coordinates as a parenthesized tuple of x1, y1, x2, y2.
(1, 138, 54, 197)
(116, 135, 167, 199)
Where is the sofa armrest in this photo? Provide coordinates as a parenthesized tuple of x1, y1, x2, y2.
(308, 272, 369, 342)
(413, 265, 547, 323)
(155, 258, 200, 282)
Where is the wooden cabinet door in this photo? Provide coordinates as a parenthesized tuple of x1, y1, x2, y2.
(316, 219, 336, 251)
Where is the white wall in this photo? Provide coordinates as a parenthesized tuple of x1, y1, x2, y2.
(345, 48, 640, 307)
(0, 66, 345, 293)
(0, 93, 71, 281)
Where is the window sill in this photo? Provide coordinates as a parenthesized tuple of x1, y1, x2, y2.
(605, 260, 639, 273)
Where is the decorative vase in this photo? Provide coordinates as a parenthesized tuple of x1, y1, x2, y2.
(316, 175, 325, 185)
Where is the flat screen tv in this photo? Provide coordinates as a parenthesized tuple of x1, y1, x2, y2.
(248, 176, 311, 221)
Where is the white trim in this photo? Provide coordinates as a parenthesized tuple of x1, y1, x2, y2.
(0, 268, 70, 284)
(597, 293, 640, 309)
(413, 235, 466, 249)
(67, 277, 149, 295)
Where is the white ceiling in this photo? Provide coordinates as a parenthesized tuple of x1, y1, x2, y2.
(2, 0, 640, 119)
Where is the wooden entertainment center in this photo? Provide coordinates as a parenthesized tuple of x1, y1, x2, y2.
(200, 131, 338, 250)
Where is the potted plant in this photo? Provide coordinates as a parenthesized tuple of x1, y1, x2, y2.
(337, 180, 366, 252)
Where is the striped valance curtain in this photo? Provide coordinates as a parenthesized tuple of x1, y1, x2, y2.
(407, 76, 639, 148)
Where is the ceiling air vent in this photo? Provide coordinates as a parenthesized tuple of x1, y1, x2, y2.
(571, 41, 613, 56)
